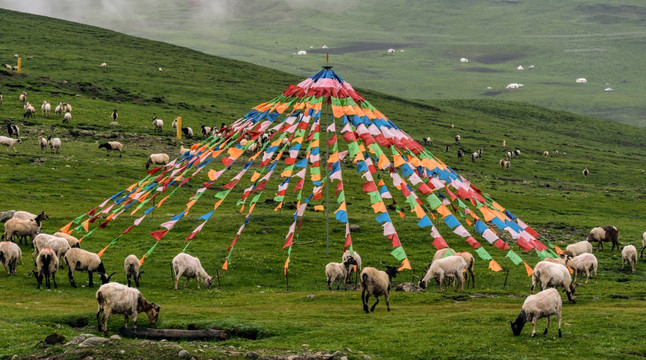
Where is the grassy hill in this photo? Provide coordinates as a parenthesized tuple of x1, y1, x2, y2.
(3, 1, 646, 127)
(0, 9, 646, 360)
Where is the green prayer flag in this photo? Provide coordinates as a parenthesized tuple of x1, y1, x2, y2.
(506, 250, 523, 265)
(182, 241, 191, 253)
(475, 247, 492, 260)
(442, 248, 455, 258)
(535, 249, 548, 260)
(390, 246, 407, 261)
(367, 191, 380, 204)
(251, 194, 261, 204)
(73, 213, 86, 224)
(108, 236, 121, 246)
(457, 199, 468, 209)
(426, 194, 442, 210)
(146, 242, 158, 256)
(214, 191, 229, 200)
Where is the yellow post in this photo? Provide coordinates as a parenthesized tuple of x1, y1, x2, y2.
(17, 58, 21, 74)
(176, 116, 182, 140)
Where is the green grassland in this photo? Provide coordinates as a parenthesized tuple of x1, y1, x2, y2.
(0, 9, 646, 360)
(7, 0, 646, 127)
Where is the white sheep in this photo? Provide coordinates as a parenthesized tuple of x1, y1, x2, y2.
(96, 282, 160, 337)
(124, 254, 142, 288)
(360, 265, 399, 313)
(454, 135, 460, 143)
(32, 233, 71, 267)
(510, 288, 562, 337)
(201, 125, 213, 138)
(342, 250, 362, 282)
(325, 256, 357, 290)
(431, 248, 475, 288)
(423, 137, 431, 145)
(18, 92, 26, 105)
(35, 248, 58, 289)
(145, 153, 170, 169)
(564, 240, 593, 257)
(0, 136, 22, 152)
(55, 102, 63, 115)
(621, 245, 638, 273)
(38, 136, 47, 152)
(152, 116, 163, 132)
(100, 63, 107, 68)
(63, 111, 72, 123)
(110, 109, 118, 123)
(419, 256, 467, 292)
(543, 151, 549, 157)
(41, 101, 51, 117)
(583, 167, 589, 179)
(23, 102, 36, 118)
(2, 211, 46, 245)
(47, 135, 61, 154)
(52, 232, 80, 248)
(11, 210, 49, 221)
(171, 253, 214, 290)
(565, 253, 598, 284)
(530, 261, 576, 303)
(62, 102, 72, 113)
(98, 141, 123, 157)
(641, 231, 646, 258)
(0, 241, 21, 274)
(64, 248, 115, 288)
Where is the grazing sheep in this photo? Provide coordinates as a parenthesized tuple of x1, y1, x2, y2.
(100, 62, 107, 68)
(98, 141, 124, 157)
(152, 116, 163, 132)
(41, 101, 51, 117)
(11, 210, 49, 221)
(325, 256, 357, 290)
(32, 233, 71, 267)
(641, 231, 646, 258)
(110, 109, 118, 122)
(145, 153, 170, 169)
(457, 149, 464, 161)
(23, 102, 36, 118)
(510, 288, 562, 337)
(342, 250, 362, 282)
(543, 151, 549, 157)
(35, 248, 58, 289)
(6, 121, 19, 138)
(0, 210, 16, 223)
(0, 241, 21, 274)
(201, 125, 213, 138)
(418, 256, 467, 292)
(52, 232, 80, 248)
(500, 158, 505, 168)
(55, 102, 63, 115)
(564, 240, 593, 257)
(582, 167, 589, 179)
(0, 136, 22, 152)
(96, 282, 160, 336)
(64, 248, 115, 288)
(445, 144, 450, 152)
(19, 92, 26, 105)
(504, 160, 510, 170)
(471, 152, 479, 162)
(423, 137, 431, 145)
(172, 118, 193, 138)
(47, 135, 61, 154)
(565, 253, 598, 284)
(124, 254, 142, 288)
(431, 249, 475, 288)
(454, 135, 460, 143)
(553, 149, 559, 155)
(530, 261, 576, 303)
(171, 253, 214, 290)
(514, 149, 521, 157)
(2, 211, 46, 245)
(543, 256, 567, 267)
(587, 226, 619, 252)
(621, 245, 638, 273)
(62, 103, 72, 113)
(63, 111, 72, 123)
(38, 136, 47, 152)
(360, 265, 399, 313)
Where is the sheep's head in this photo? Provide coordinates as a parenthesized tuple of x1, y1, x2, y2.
(99, 271, 116, 284)
(205, 276, 214, 289)
(510, 309, 527, 336)
(384, 265, 399, 280)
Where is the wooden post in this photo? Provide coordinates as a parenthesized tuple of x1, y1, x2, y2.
(17, 58, 21, 74)
(176, 116, 182, 140)
(503, 268, 510, 288)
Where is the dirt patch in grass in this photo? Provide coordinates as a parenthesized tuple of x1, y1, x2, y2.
(456, 67, 504, 73)
(309, 41, 423, 55)
(471, 52, 524, 65)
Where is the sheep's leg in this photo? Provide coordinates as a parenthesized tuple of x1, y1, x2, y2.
(385, 293, 390, 312)
(621, 260, 625, 271)
(196, 276, 201, 289)
(632, 261, 636, 273)
(96, 307, 104, 332)
(327, 276, 332, 290)
(135, 275, 140, 288)
(573, 270, 578, 285)
(584, 269, 590, 284)
(530, 278, 536, 294)
(127, 274, 132, 287)
(124, 315, 129, 329)
(45, 273, 51, 289)
(132, 312, 138, 329)
(184, 276, 190, 289)
(543, 316, 551, 335)
(68, 268, 77, 288)
(557, 311, 562, 337)
(52, 273, 57, 289)
(438, 274, 444, 293)
(459, 273, 465, 293)
(102, 308, 112, 336)
(362, 290, 369, 313)
(174, 273, 181, 290)
(88, 271, 94, 287)
(530, 319, 537, 337)
(36, 272, 43, 289)
(640, 246, 645, 258)
(370, 296, 380, 312)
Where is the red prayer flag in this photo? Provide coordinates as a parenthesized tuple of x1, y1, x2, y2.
(150, 230, 169, 241)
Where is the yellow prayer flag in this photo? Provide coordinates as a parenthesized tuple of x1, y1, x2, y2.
(314, 205, 324, 211)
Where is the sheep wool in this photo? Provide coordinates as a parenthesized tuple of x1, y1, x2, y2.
(419, 255, 467, 293)
(32, 234, 71, 267)
(621, 245, 638, 273)
(342, 250, 362, 282)
(510, 288, 562, 337)
(96, 282, 160, 336)
(52, 232, 80, 248)
(36, 248, 58, 289)
(64, 248, 114, 288)
(531, 261, 575, 303)
(124, 254, 142, 288)
(565, 240, 593, 257)
(171, 253, 213, 290)
(360, 265, 399, 313)
(0, 241, 22, 274)
(325, 256, 357, 290)
(566, 253, 598, 284)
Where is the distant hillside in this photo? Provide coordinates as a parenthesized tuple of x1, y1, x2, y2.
(2, 1, 646, 127)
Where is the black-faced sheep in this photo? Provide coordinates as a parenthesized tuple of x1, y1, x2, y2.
(96, 282, 160, 336)
(62, 102, 72, 113)
(110, 109, 118, 122)
(47, 136, 61, 154)
(0, 241, 21, 274)
(64, 248, 115, 288)
(565, 253, 598, 284)
(98, 141, 123, 157)
(454, 135, 460, 143)
(124, 254, 142, 288)
(325, 256, 357, 290)
(510, 288, 562, 337)
(32, 233, 71, 267)
(564, 240, 593, 257)
(201, 125, 213, 138)
(360, 265, 399, 313)
(6, 121, 19, 138)
(2, 211, 46, 245)
(11, 210, 49, 221)
(457, 149, 464, 161)
(171, 253, 213, 290)
(172, 118, 193, 138)
(530, 261, 575, 303)
(152, 116, 163, 132)
(621, 245, 638, 273)
(419, 255, 467, 292)
(342, 250, 362, 283)
(35, 248, 58, 289)
(145, 153, 170, 170)
(423, 137, 431, 145)
(0, 136, 22, 152)
(587, 226, 619, 252)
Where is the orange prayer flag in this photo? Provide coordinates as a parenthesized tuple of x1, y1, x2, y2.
(211, 149, 225, 159)
(105, 213, 115, 221)
(378, 179, 385, 187)
(157, 195, 170, 208)
(314, 205, 325, 211)
(280, 169, 293, 178)
(523, 261, 534, 277)
(488, 259, 503, 272)
(371, 201, 386, 213)
(328, 152, 339, 163)
(567, 266, 574, 275)
(213, 199, 224, 211)
(284, 257, 290, 275)
(239, 205, 245, 214)
(139, 255, 146, 267)
(250, 171, 261, 182)
(249, 203, 256, 214)
(78, 236, 84, 244)
(126, 183, 138, 192)
(60, 221, 73, 234)
(554, 246, 564, 255)
(393, 154, 405, 168)
(332, 105, 344, 118)
(97, 245, 109, 258)
(82, 219, 89, 232)
(222, 258, 229, 270)
(185, 199, 198, 210)
(398, 258, 412, 271)
(208, 169, 217, 181)
(377, 153, 390, 170)
(138, 192, 150, 203)
(412, 205, 425, 219)
(274, 203, 283, 211)
(228, 147, 244, 158)
(437, 205, 452, 218)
